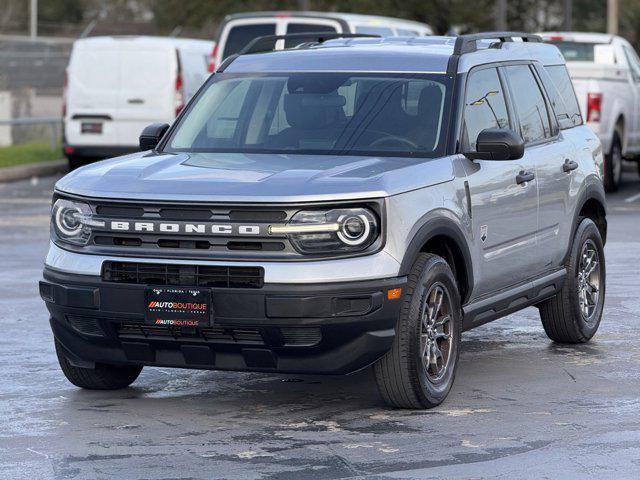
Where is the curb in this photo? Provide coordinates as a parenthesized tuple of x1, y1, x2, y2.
(0, 159, 67, 183)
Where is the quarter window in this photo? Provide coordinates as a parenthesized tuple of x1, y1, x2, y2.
(462, 68, 510, 152)
(504, 65, 551, 143)
(540, 65, 583, 129)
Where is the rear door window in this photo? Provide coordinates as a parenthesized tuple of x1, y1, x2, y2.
(222, 23, 276, 59)
(504, 65, 552, 144)
(539, 64, 583, 129)
(285, 23, 337, 47)
(462, 67, 510, 152)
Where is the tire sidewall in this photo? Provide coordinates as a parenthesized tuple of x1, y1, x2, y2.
(605, 134, 622, 191)
(408, 257, 462, 405)
(566, 219, 606, 340)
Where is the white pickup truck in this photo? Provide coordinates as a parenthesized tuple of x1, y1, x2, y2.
(540, 32, 640, 191)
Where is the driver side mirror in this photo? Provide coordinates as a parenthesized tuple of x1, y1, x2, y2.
(139, 123, 170, 151)
(464, 128, 524, 161)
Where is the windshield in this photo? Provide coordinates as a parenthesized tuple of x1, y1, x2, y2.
(165, 72, 451, 158)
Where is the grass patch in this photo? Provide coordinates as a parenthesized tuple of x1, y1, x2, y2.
(0, 142, 61, 169)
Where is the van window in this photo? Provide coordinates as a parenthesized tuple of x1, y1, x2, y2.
(223, 23, 276, 59)
(355, 26, 394, 36)
(462, 68, 510, 152)
(539, 65, 583, 129)
(285, 23, 337, 47)
(504, 65, 551, 143)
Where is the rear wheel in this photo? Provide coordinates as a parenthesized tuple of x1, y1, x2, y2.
(55, 339, 142, 389)
(538, 218, 605, 343)
(604, 133, 623, 192)
(374, 253, 462, 409)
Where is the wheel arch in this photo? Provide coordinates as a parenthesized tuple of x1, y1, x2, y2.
(564, 184, 607, 264)
(399, 218, 473, 304)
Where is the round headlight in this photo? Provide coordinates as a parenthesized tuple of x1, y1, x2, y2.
(337, 214, 371, 246)
(55, 204, 83, 236)
(51, 199, 100, 246)
(274, 207, 379, 255)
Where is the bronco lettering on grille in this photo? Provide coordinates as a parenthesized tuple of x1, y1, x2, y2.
(107, 221, 261, 236)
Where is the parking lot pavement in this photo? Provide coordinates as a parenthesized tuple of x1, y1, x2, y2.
(1, 173, 640, 480)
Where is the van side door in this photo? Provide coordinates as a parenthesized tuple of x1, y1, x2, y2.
(459, 66, 539, 298)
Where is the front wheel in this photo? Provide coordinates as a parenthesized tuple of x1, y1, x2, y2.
(538, 218, 605, 343)
(55, 339, 143, 389)
(374, 253, 462, 409)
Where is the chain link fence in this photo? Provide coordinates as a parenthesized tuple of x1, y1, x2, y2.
(0, 36, 69, 161)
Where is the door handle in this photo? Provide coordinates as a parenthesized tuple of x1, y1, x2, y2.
(563, 159, 579, 173)
(516, 170, 535, 185)
(127, 98, 145, 104)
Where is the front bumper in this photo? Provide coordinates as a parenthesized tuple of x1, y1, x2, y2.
(41, 267, 405, 375)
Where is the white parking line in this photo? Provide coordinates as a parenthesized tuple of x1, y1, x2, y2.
(625, 192, 640, 203)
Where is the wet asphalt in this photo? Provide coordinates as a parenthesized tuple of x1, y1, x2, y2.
(1, 169, 640, 479)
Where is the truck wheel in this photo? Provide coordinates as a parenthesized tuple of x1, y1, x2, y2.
(539, 218, 605, 343)
(67, 155, 84, 171)
(55, 339, 142, 389)
(604, 134, 622, 192)
(374, 253, 462, 409)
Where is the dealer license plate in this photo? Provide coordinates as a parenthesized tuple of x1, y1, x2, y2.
(144, 287, 212, 327)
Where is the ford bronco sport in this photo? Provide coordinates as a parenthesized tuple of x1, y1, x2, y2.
(40, 32, 607, 409)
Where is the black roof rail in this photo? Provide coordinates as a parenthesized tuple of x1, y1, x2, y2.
(216, 32, 379, 73)
(239, 32, 380, 56)
(453, 31, 542, 55)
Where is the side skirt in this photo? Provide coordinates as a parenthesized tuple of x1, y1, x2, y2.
(462, 268, 567, 331)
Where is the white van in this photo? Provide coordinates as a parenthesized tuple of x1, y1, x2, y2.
(208, 11, 433, 72)
(63, 36, 213, 168)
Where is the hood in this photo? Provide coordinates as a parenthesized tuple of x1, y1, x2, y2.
(56, 151, 454, 202)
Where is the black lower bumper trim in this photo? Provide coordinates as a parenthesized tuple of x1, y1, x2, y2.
(42, 268, 405, 374)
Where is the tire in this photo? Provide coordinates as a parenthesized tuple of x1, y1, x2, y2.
(604, 133, 623, 192)
(539, 218, 606, 343)
(67, 155, 84, 171)
(55, 339, 142, 389)
(374, 253, 462, 409)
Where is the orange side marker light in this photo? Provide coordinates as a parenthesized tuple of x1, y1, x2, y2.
(387, 288, 402, 300)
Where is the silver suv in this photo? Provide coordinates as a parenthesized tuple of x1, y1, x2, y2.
(40, 32, 607, 409)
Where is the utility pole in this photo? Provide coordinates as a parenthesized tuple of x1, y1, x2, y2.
(607, 0, 619, 35)
(564, 0, 573, 31)
(29, 0, 38, 39)
(495, 0, 507, 31)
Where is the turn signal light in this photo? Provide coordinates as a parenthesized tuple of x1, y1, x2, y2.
(387, 288, 402, 300)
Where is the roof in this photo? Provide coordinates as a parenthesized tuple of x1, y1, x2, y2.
(224, 36, 566, 75)
(222, 11, 432, 31)
(74, 35, 213, 50)
(538, 32, 615, 44)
